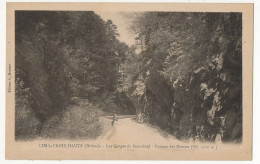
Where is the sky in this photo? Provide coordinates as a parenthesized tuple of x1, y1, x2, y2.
(95, 11, 137, 46)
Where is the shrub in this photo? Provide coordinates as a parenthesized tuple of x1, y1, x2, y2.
(41, 101, 102, 139)
(15, 78, 41, 140)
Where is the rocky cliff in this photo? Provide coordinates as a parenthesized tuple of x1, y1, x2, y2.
(127, 12, 242, 143)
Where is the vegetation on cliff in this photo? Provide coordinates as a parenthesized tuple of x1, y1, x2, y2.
(15, 11, 242, 143)
(125, 12, 242, 142)
(15, 11, 134, 140)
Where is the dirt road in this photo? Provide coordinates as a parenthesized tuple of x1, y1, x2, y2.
(97, 116, 181, 144)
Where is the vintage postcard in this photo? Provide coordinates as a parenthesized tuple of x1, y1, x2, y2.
(6, 2, 253, 160)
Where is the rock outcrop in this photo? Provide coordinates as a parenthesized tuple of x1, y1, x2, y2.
(127, 12, 242, 143)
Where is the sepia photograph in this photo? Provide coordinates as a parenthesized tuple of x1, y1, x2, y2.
(15, 10, 242, 143)
(5, 3, 253, 160)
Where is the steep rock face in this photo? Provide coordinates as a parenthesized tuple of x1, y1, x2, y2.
(144, 70, 174, 128)
(98, 91, 136, 115)
(128, 59, 175, 129)
(115, 92, 136, 115)
(128, 13, 242, 142)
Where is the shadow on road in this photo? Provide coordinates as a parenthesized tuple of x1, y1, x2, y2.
(98, 115, 176, 142)
(130, 118, 173, 140)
